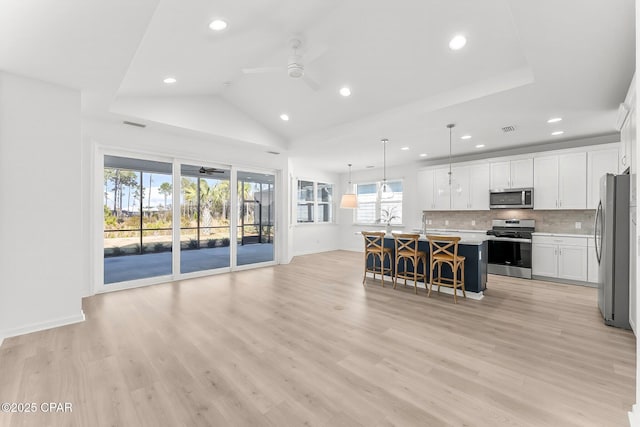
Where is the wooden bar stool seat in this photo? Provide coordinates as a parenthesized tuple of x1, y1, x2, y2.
(362, 231, 393, 287)
(425, 235, 466, 303)
(392, 233, 428, 294)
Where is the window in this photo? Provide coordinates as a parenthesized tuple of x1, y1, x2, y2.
(296, 180, 334, 223)
(355, 180, 403, 225)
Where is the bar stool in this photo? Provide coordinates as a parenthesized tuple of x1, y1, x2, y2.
(425, 235, 466, 303)
(392, 233, 428, 294)
(362, 231, 393, 287)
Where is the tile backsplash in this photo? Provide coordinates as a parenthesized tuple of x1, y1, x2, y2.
(422, 209, 596, 235)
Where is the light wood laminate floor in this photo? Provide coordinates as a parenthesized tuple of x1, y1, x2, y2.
(0, 250, 635, 426)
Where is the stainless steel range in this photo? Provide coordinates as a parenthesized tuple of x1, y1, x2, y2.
(486, 219, 535, 279)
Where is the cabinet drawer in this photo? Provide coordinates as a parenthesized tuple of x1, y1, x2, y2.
(532, 235, 587, 246)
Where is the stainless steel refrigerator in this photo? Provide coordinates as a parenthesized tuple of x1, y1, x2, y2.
(595, 173, 630, 329)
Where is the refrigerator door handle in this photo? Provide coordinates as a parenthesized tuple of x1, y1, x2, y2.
(594, 200, 603, 264)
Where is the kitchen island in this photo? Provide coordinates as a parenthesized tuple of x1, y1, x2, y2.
(365, 231, 488, 299)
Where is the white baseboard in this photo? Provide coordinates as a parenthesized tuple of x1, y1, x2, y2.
(629, 404, 640, 427)
(293, 247, 340, 257)
(630, 316, 637, 336)
(0, 311, 85, 345)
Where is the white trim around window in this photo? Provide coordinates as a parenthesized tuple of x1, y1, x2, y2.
(295, 178, 335, 224)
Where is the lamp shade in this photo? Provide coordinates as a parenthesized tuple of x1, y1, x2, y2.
(340, 193, 357, 208)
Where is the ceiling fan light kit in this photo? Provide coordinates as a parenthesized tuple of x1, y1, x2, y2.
(199, 167, 224, 175)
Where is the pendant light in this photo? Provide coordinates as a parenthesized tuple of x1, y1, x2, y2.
(446, 123, 455, 185)
(379, 138, 394, 199)
(339, 163, 357, 208)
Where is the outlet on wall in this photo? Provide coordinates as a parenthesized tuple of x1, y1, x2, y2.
(575, 222, 582, 229)
(445, 220, 449, 226)
(471, 220, 476, 226)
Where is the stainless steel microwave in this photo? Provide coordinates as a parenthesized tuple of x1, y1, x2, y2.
(489, 188, 534, 209)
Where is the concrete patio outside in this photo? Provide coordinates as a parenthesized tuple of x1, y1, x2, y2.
(104, 243, 274, 284)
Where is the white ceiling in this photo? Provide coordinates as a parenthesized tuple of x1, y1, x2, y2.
(0, 0, 634, 172)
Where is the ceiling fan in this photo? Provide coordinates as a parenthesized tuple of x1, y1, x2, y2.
(199, 167, 225, 175)
(242, 37, 326, 90)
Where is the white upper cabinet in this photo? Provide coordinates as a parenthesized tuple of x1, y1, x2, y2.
(434, 167, 451, 210)
(558, 152, 587, 209)
(450, 164, 490, 210)
(490, 158, 533, 190)
(510, 158, 535, 188)
(533, 156, 559, 209)
(419, 164, 489, 211)
(490, 161, 510, 190)
(417, 169, 436, 210)
(418, 143, 616, 213)
(451, 166, 470, 210)
(469, 163, 490, 210)
(586, 148, 619, 209)
(534, 153, 586, 209)
(418, 167, 451, 210)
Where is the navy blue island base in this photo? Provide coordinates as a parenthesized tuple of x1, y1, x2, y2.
(365, 236, 488, 294)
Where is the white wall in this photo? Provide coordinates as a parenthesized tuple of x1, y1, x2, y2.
(0, 72, 84, 341)
(289, 158, 340, 256)
(111, 95, 286, 150)
(338, 162, 420, 252)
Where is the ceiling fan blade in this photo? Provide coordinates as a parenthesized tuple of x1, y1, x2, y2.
(199, 167, 225, 174)
(242, 67, 282, 74)
(302, 74, 320, 91)
(304, 43, 328, 64)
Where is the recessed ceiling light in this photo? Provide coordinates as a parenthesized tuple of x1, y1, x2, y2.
(475, 144, 485, 148)
(551, 130, 564, 136)
(449, 34, 467, 50)
(547, 117, 563, 123)
(339, 87, 351, 97)
(401, 146, 410, 151)
(209, 19, 228, 31)
(461, 135, 472, 140)
(163, 77, 177, 84)
(280, 114, 289, 121)
(419, 153, 428, 157)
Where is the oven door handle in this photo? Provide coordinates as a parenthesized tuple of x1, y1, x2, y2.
(488, 236, 532, 243)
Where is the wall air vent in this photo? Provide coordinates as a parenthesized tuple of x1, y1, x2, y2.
(501, 125, 516, 133)
(123, 120, 146, 128)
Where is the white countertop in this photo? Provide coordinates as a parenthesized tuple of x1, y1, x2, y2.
(390, 230, 488, 246)
(532, 232, 591, 238)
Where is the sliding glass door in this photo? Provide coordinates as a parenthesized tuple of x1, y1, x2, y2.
(103, 156, 173, 284)
(236, 171, 275, 266)
(101, 155, 277, 289)
(180, 165, 231, 273)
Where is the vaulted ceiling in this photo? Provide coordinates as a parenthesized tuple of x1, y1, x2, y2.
(0, 0, 634, 171)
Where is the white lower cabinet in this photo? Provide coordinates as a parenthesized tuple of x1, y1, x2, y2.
(532, 243, 558, 277)
(532, 235, 588, 282)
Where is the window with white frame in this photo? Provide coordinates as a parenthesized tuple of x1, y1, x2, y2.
(296, 180, 334, 223)
(355, 180, 403, 225)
